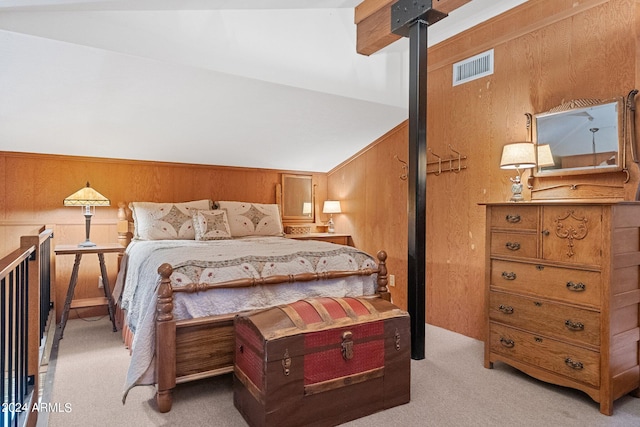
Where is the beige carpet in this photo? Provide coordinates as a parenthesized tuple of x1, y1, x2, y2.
(40, 317, 640, 427)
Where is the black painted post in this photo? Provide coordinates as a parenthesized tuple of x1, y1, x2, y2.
(391, 0, 446, 360)
(406, 19, 427, 360)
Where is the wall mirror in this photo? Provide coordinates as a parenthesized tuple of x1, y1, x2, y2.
(532, 97, 625, 177)
(281, 174, 314, 222)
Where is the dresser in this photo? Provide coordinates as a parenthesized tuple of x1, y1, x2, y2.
(483, 201, 640, 415)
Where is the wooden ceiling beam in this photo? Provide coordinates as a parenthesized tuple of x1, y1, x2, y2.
(355, 0, 472, 55)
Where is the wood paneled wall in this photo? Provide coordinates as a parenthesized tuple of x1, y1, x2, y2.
(0, 151, 327, 322)
(1, 0, 638, 341)
(327, 124, 409, 311)
(330, 0, 640, 340)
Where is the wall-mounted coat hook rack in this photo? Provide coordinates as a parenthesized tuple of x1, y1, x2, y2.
(427, 145, 468, 175)
(427, 148, 442, 175)
(394, 155, 408, 180)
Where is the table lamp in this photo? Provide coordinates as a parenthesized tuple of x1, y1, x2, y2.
(302, 202, 312, 218)
(500, 142, 536, 202)
(537, 143, 555, 168)
(322, 200, 341, 233)
(63, 182, 110, 247)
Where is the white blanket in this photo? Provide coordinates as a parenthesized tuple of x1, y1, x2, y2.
(117, 237, 378, 400)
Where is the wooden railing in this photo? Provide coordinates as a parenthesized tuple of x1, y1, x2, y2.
(27, 232, 52, 341)
(1, 228, 53, 427)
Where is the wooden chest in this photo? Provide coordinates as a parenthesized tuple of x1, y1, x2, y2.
(483, 202, 640, 415)
(233, 297, 411, 427)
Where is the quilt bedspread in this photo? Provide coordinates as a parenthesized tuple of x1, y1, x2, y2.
(115, 236, 378, 399)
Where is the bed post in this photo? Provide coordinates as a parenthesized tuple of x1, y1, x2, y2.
(376, 251, 390, 301)
(156, 263, 176, 413)
(117, 202, 132, 249)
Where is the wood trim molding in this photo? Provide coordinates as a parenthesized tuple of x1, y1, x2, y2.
(327, 121, 407, 175)
(427, 0, 610, 72)
(355, 0, 609, 60)
(0, 150, 321, 175)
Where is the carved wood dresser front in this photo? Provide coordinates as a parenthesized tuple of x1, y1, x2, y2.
(483, 201, 640, 415)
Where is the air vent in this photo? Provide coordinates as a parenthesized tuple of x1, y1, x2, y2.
(453, 49, 494, 86)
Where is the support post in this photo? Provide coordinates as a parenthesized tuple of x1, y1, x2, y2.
(406, 19, 427, 361)
(391, 0, 446, 360)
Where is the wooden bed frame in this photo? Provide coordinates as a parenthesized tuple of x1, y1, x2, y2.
(116, 205, 391, 412)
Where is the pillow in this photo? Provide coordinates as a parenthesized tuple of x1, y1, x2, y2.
(129, 199, 212, 240)
(192, 210, 232, 241)
(216, 201, 284, 237)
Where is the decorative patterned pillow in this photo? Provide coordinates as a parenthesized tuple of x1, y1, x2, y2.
(192, 210, 232, 241)
(129, 200, 212, 240)
(216, 201, 284, 237)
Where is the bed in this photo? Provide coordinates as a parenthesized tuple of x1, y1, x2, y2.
(114, 200, 390, 412)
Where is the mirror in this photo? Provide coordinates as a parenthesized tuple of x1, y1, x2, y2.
(532, 97, 624, 177)
(281, 174, 314, 222)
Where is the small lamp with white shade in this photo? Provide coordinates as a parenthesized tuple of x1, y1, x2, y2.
(322, 200, 341, 233)
(536, 143, 555, 169)
(527, 143, 556, 190)
(302, 202, 312, 218)
(500, 142, 536, 202)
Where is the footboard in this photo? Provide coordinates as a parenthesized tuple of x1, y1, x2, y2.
(154, 250, 390, 413)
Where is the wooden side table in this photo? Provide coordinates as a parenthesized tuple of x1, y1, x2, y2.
(55, 243, 124, 339)
(285, 233, 352, 246)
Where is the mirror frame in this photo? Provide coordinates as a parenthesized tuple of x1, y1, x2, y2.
(532, 96, 625, 177)
(280, 174, 314, 222)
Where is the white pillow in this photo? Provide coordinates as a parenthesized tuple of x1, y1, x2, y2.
(192, 210, 232, 241)
(129, 200, 212, 240)
(215, 201, 284, 237)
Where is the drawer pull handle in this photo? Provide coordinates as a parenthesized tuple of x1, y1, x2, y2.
(534, 337, 543, 343)
(501, 271, 516, 281)
(566, 281, 586, 292)
(564, 320, 585, 331)
(500, 337, 515, 348)
(535, 265, 544, 271)
(505, 214, 521, 223)
(498, 304, 514, 314)
(542, 229, 550, 236)
(505, 242, 521, 251)
(565, 357, 584, 370)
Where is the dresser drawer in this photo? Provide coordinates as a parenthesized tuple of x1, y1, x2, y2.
(489, 291, 600, 347)
(490, 232, 537, 258)
(491, 260, 601, 307)
(489, 323, 600, 387)
(490, 206, 538, 231)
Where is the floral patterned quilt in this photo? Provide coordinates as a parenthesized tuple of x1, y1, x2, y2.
(115, 236, 378, 400)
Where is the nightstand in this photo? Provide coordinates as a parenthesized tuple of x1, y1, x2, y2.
(55, 243, 124, 338)
(285, 233, 352, 246)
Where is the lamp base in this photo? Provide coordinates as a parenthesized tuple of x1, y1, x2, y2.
(509, 176, 525, 202)
(78, 212, 96, 247)
(327, 216, 335, 234)
(78, 240, 97, 248)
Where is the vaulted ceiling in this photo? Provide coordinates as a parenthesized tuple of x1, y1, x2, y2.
(0, 0, 527, 172)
